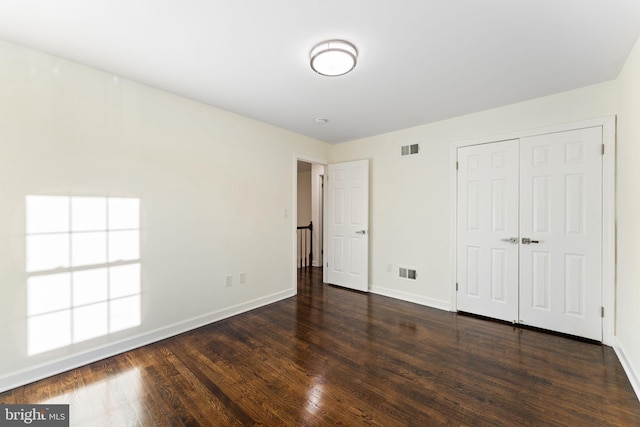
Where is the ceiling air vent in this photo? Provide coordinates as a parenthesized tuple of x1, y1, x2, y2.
(401, 143, 420, 157)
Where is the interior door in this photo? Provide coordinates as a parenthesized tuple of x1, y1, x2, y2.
(456, 140, 519, 322)
(519, 128, 603, 341)
(325, 160, 369, 292)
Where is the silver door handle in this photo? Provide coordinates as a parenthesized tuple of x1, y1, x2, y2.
(500, 237, 518, 244)
(522, 237, 540, 244)
(355, 230, 367, 235)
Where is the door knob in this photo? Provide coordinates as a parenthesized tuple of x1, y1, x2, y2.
(522, 237, 540, 244)
(355, 230, 367, 235)
(500, 237, 518, 244)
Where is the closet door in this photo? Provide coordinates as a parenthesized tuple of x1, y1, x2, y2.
(456, 140, 519, 322)
(519, 128, 603, 341)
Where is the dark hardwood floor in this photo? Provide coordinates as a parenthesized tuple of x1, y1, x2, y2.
(2, 267, 639, 426)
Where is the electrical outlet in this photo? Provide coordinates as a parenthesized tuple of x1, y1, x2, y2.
(239, 272, 246, 284)
(225, 275, 233, 287)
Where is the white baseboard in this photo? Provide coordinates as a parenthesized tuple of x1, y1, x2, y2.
(0, 288, 294, 393)
(370, 285, 451, 312)
(613, 338, 640, 403)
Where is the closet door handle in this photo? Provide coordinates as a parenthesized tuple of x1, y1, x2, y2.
(522, 237, 540, 244)
(500, 237, 518, 244)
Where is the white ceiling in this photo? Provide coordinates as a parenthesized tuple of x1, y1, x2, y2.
(1, 1, 639, 144)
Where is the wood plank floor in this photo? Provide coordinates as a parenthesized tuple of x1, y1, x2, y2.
(2, 267, 639, 426)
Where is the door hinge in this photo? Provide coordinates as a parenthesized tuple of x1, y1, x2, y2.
(456, 161, 459, 170)
(601, 306, 604, 318)
(601, 144, 605, 155)
(456, 282, 459, 291)
(326, 262, 328, 268)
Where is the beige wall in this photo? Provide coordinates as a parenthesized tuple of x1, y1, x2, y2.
(615, 35, 640, 395)
(332, 82, 617, 309)
(0, 40, 330, 390)
(296, 170, 312, 225)
(2, 33, 639, 397)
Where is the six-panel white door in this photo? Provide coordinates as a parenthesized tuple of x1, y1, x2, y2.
(456, 127, 603, 341)
(456, 140, 519, 322)
(519, 128, 602, 341)
(325, 160, 369, 292)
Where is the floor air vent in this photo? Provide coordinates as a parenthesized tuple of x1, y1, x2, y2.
(399, 267, 417, 280)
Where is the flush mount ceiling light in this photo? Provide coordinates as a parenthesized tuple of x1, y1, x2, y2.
(310, 40, 358, 77)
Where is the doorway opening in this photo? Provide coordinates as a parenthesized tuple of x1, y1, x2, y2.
(296, 160, 325, 285)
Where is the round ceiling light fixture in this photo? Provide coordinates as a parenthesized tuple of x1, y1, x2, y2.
(310, 40, 358, 77)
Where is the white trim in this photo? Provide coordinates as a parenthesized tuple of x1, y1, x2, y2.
(323, 169, 328, 284)
(450, 116, 616, 345)
(450, 143, 458, 312)
(0, 288, 294, 393)
(371, 285, 451, 311)
(614, 338, 640, 402)
(601, 117, 616, 345)
(451, 117, 616, 148)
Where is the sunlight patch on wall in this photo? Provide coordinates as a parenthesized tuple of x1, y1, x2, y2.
(25, 196, 141, 356)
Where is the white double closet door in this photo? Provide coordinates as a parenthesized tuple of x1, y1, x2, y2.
(456, 127, 603, 341)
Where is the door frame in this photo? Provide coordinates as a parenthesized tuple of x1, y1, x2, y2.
(292, 153, 329, 295)
(449, 116, 616, 345)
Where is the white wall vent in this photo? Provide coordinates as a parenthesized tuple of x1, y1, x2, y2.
(399, 267, 417, 280)
(401, 143, 420, 157)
